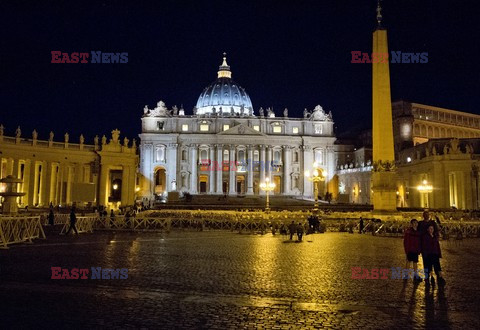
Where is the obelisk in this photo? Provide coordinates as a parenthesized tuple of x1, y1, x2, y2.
(371, 0, 397, 212)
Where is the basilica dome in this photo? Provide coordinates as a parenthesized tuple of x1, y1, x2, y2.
(195, 55, 253, 115)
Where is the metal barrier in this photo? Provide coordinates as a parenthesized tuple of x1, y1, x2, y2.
(59, 216, 96, 235)
(0, 216, 46, 249)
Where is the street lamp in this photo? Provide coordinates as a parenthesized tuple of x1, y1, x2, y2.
(417, 179, 433, 208)
(259, 177, 275, 213)
(305, 162, 327, 214)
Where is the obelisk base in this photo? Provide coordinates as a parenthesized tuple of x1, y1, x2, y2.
(371, 171, 397, 212)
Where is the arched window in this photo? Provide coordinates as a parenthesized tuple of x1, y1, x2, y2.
(182, 149, 188, 161)
(238, 150, 245, 162)
(223, 150, 229, 162)
(274, 150, 281, 162)
(200, 149, 208, 162)
(315, 149, 323, 164)
(253, 150, 259, 162)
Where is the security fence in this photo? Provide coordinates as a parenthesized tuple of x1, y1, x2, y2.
(0, 216, 46, 249)
(59, 216, 96, 234)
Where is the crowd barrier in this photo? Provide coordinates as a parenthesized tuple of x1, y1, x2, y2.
(59, 216, 96, 235)
(0, 216, 46, 249)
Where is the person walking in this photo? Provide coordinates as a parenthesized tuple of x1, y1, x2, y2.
(66, 208, 79, 235)
(422, 224, 446, 286)
(297, 222, 304, 241)
(288, 220, 296, 240)
(48, 208, 55, 226)
(403, 219, 422, 282)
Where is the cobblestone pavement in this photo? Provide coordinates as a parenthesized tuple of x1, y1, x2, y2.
(1, 230, 479, 329)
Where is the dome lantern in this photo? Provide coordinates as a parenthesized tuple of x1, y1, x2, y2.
(217, 52, 232, 79)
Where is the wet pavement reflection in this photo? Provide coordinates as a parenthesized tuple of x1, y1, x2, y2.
(0, 231, 478, 328)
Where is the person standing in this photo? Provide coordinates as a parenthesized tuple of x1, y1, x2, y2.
(359, 217, 364, 234)
(403, 219, 422, 282)
(288, 221, 296, 240)
(422, 224, 446, 286)
(297, 222, 304, 241)
(48, 208, 55, 226)
(66, 208, 79, 235)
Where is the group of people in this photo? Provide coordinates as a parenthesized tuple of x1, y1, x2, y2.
(403, 211, 446, 286)
(287, 221, 305, 241)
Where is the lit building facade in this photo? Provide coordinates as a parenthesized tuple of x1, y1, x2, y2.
(138, 56, 336, 199)
(336, 103, 480, 210)
(393, 100, 480, 155)
(0, 127, 138, 208)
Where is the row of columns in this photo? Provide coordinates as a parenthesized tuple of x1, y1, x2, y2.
(0, 157, 77, 207)
(186, 144, 297, 195)
(141, 142, 335, 198)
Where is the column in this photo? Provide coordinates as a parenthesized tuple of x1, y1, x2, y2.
(190, 144, 198, 193)
(247, 145, 254, 195)
(325, 146, 334, 196)
(99, 164, 109, 207)
(266, 146, 273, 180)
(121, 165, 130, 206)
(40, 161, 48, 206)
(229, 145, 236, 194)
(303, 146, 313, 198)
(140, 143, 153, 198)
(167, 143, 178, 192)
(216, 144, 223, 194)
(260, 145, 266, 195)
(57, 164, 64, 206)
(209, 145, 215, 193)
(49, 163, 57, 204)
(66, 166, 73, 205)
(28, 160, 36, 206)
(12, 159, 20, 178)
(129, 165, 136, 205)
(283, 146, 291, 195)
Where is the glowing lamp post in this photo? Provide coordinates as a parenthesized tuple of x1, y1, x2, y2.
(417, 179, 433, 208)
(305, 163, 327, 214)
(260, 177, 275, 213)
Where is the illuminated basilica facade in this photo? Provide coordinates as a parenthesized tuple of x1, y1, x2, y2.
(138, 56, 336, 199)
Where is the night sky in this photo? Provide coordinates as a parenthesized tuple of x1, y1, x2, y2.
(1, 0, 479, 143)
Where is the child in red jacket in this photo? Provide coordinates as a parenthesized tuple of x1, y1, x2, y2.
(403, 219, 422, 282)
(422, 224, 446, 286)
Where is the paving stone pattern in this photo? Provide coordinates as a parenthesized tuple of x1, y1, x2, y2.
(0, 231, 479, 329)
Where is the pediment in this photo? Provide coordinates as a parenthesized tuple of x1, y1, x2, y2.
(217, 124, 266, 136)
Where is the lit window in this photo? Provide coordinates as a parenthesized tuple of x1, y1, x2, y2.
(223, 124, 230, 131)
(253, 125, 260, 131)
(200, 124, 209, 132)
(182, 124, 189, 131)
(273, 126, 282, 133)
(292, 127, 299, 134)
